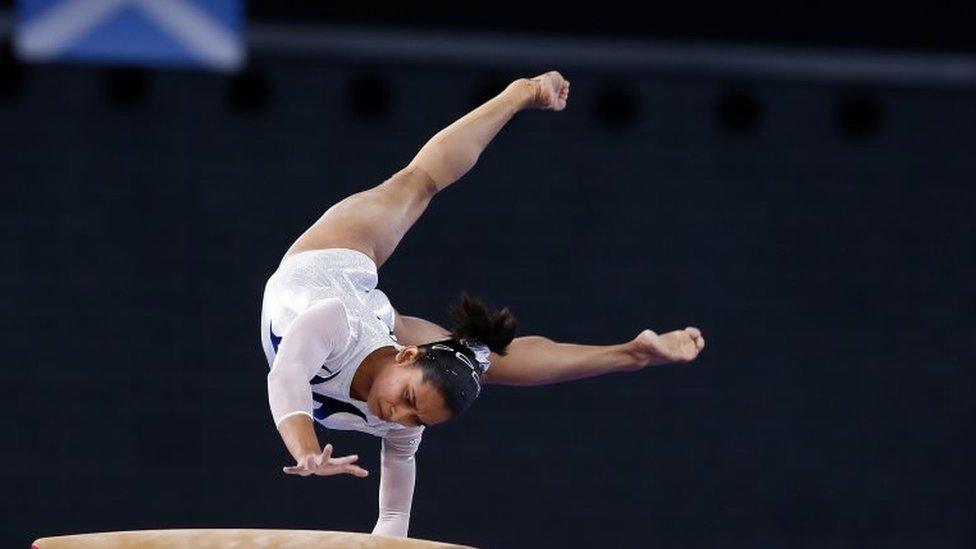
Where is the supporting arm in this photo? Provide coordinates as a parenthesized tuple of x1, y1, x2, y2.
(371, 428, 423, 538)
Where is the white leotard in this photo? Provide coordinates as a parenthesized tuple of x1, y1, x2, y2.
(260, 247, 423, 537)
(260, 248, 422, 440)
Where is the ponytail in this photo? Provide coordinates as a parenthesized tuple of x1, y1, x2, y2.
(415, 292, 518, 418)
(447, 292, 517, 356)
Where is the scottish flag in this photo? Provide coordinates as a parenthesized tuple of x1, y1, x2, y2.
(15, 0, 244, 71)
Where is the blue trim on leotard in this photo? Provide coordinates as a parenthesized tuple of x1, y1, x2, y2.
(312, 393, 368, 423)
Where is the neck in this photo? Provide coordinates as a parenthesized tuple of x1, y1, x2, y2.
(350, 346, 397, 401)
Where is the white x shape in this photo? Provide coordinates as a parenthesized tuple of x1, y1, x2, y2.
(18, 0, 242, 69)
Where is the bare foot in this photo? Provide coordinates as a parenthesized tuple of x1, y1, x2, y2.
(628, 327, 705, 368)
(527, 71, 570, 111)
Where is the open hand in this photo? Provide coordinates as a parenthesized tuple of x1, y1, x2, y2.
(283, 444, 369, 478)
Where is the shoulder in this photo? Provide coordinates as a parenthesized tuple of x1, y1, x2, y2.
(303, 296, 349, 316)
(288, 298, 353, 341)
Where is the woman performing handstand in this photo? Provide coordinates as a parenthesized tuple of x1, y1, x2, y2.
(261, 71, 705, 537)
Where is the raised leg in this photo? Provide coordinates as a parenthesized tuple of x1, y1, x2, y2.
(282, 175, 436, 269)
(282, 71, 571, 269)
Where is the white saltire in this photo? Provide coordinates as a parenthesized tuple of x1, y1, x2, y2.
(17, 0, 242, 70)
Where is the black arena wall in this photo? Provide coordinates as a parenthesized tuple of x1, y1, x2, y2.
(2, 59, 974, 548)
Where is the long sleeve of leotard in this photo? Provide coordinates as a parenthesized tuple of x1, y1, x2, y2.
(371, 427, 424, 538)
(267, 298, 350, 428)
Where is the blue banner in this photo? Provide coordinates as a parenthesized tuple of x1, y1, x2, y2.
(15, 0, 244, 71)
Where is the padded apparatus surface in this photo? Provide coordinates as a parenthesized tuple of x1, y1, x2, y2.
(32, 529, 475, 549)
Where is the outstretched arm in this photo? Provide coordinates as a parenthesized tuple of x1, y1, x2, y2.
(393, 313, 705, 386)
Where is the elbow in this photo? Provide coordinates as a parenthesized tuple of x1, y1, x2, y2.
(266, 368, 308, 406)
(266, 368, 286, 389)
(267, 366, 303, 387)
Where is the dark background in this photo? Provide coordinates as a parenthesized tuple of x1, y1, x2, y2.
(2, 4, 974, 549)
(244, 2, 976, 53)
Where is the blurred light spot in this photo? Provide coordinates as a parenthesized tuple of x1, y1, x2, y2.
(0, 41, 26, 100)
(102, 67, 150, 109)
(225, 67, 273, 116)
(716, 87, 764, 134)
(835, 93, 884, 140)
(349, 74, 393, 120)
(593, 85, 640, 130)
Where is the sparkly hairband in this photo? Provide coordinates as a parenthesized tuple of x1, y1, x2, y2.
(459, 338, 491, 373)
(429, 338, 491, 397)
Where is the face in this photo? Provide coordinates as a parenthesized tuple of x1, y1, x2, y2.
(366, 346, 452, 428)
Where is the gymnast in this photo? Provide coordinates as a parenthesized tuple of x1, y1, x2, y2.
(261, 71, 705, 537)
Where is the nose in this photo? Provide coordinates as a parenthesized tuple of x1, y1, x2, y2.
(389, 404, 404, 423)
(389, 405, 413, 426)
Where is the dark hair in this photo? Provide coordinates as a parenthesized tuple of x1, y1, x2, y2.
(415, 292, 517, 418)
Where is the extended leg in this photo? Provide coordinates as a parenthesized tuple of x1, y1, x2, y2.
(283, 71, 571, 268)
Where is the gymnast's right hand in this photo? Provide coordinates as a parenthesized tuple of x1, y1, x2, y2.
(283, 444, 369, 478)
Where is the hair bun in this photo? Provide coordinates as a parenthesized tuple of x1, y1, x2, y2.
(447, 292, 517, 356)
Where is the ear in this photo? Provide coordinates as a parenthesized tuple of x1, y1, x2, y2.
(395, 345, 422, 364)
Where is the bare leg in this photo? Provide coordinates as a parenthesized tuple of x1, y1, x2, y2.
(393, 313, 705, 386)
(283, 71, 571, 269)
